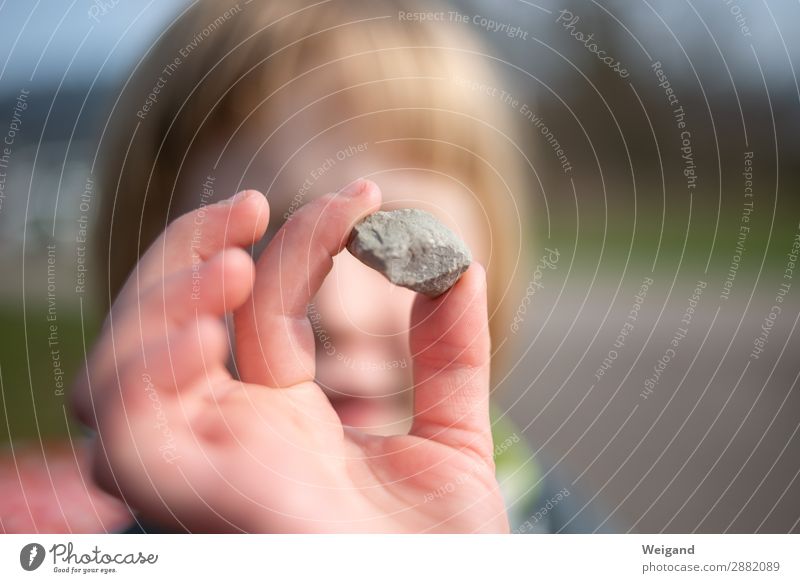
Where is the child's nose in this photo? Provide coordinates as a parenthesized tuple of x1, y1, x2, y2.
(318, 251, 415, 338)
(312, 252, 415, 396)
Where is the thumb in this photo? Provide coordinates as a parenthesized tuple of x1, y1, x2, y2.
(408, 263, 493, 464)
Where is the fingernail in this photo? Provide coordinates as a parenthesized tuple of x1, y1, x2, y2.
(337, 179, 367, 199)
(219, 190, 254, 206)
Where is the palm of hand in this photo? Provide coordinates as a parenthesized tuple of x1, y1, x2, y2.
(74, 181, 508, 533)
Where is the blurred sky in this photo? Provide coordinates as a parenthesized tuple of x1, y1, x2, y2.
(1, 1, 798, 94)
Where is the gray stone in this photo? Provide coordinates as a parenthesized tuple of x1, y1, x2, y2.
(346, 209, 472, 297)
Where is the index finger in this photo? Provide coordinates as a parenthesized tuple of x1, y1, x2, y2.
(234, 179, 381, 388)
(120, 189, 269, 305)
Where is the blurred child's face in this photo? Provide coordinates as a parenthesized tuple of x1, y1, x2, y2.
(185, 126, 488, 435)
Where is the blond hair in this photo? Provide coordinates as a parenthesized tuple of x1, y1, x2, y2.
(97, 0, 533, 373)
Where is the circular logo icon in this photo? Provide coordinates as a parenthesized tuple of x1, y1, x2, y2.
(20, 543, 46, 571)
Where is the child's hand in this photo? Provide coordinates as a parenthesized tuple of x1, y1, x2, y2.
(72, 180, 508, 533)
